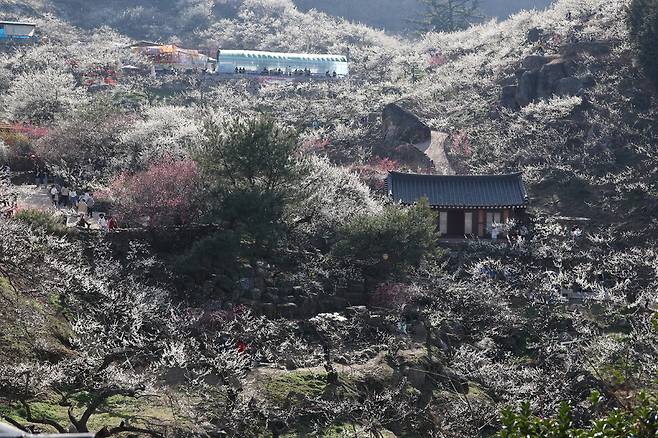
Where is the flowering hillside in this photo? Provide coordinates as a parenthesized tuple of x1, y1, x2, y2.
(0, 0, 657, 437)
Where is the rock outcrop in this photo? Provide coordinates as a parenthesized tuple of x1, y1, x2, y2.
(501, 54, 588, 109)
(382, 102, 431, 147)
(378, 103, 454, 172)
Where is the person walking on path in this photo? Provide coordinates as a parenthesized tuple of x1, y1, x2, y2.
(107, 215, 118, 231)
(77, 198, 88, 217)
(60, 185, 70, 207)
(49, 185, 59, 208)
(86, 194, 95, 218)
(69, 189, 78, 208)
(98, 213, 108, 232)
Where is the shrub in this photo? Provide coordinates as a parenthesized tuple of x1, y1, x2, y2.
(106, 158, 201, 227)
(13, 209, 69, 235)
(628, 0, 658, 88)
(174, 229, 242, 278)
(499, 393, 658, 437)
(196, 116, 300, 251)
(332, 198, 438, 282)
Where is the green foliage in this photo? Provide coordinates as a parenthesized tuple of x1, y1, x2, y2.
(628, 0, 658, 88)
(13, 209, 69, 236)
(263, 371, 329, 406)
(195, 116, 300, 253)
(174, 229, 242, 278)
(499, 393, 658, 437)
(332, 198, 438, 281)
(415, 0, 482, 32)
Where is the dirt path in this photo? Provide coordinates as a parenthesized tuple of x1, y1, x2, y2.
(14, 185, 53, 211)
(413, 131, 455, 175)
(13, 184, 102, 229)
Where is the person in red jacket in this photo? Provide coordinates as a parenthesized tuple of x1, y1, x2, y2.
(107, 215, 118, 231)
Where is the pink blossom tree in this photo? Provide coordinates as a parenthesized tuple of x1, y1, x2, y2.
(106, 159, 202, 227)
(350, 157, 400, 190)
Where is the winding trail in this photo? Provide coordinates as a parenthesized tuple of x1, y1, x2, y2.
(413, 131, 454, 175)
(14, 185, 52, 211)
(13, 184, 102, 228)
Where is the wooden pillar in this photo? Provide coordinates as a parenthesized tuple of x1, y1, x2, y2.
(478, 209, 485, 237)
(502, 209, 510, 237)
(464, 211, 473, 235)
(438, 211, 448, 236)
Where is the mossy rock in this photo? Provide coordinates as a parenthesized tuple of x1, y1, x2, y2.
(263, 371, 330, 405)
(0, 393, 179, 434)
(0, 277, 74, 362)
(262, 370, 359, 407)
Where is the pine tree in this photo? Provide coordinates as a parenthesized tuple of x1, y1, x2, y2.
(627, 0, 658, 88)
(414, 0, 482, 32)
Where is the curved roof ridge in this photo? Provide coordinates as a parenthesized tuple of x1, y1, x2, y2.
(387, 171, 528, 208)
(388, 170, 523, 178)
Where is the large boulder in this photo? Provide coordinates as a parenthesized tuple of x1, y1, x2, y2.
(382, 103, 431, 147)
(516, 70, 539, 107)
(521, 54, 554, 71)
(555, 76, 584, 96)
(505, 55, 585, 108)
(500, 85, 519, 109)
(527, 27, 544, 43)
(537, 58, 568, 98)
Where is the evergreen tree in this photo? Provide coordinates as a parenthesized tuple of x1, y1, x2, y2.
(194, 116, 300, 254)
(414, 0, 482, 32)
(627, 0, 658, 88)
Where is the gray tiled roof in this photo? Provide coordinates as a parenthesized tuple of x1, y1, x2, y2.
(387, 171, 528, 209)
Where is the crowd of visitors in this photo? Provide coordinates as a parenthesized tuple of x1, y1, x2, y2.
(233, 66, 338, 78)
(48, 183, 94, 215)
(36, 168, 118, 231)
(34, 168, 49, 188)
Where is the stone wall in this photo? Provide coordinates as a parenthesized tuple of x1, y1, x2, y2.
(211, 261, 369, 319)
(92, 226, 370, 319)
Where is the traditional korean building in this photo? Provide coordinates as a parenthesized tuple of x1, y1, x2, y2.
(387, 171, 528, 238)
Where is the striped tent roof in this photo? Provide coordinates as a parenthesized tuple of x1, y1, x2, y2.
(387, 171, 528, 209)
(218, 49, 348, 63)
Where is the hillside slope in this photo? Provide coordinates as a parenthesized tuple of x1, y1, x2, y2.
(295, 0, 554, 32)
(2, 0, 653, 231)
(0, 0, 657, 436)
(400, 0, 657, 234)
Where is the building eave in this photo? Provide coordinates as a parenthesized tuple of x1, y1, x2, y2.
(0, 21, 37, 26)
